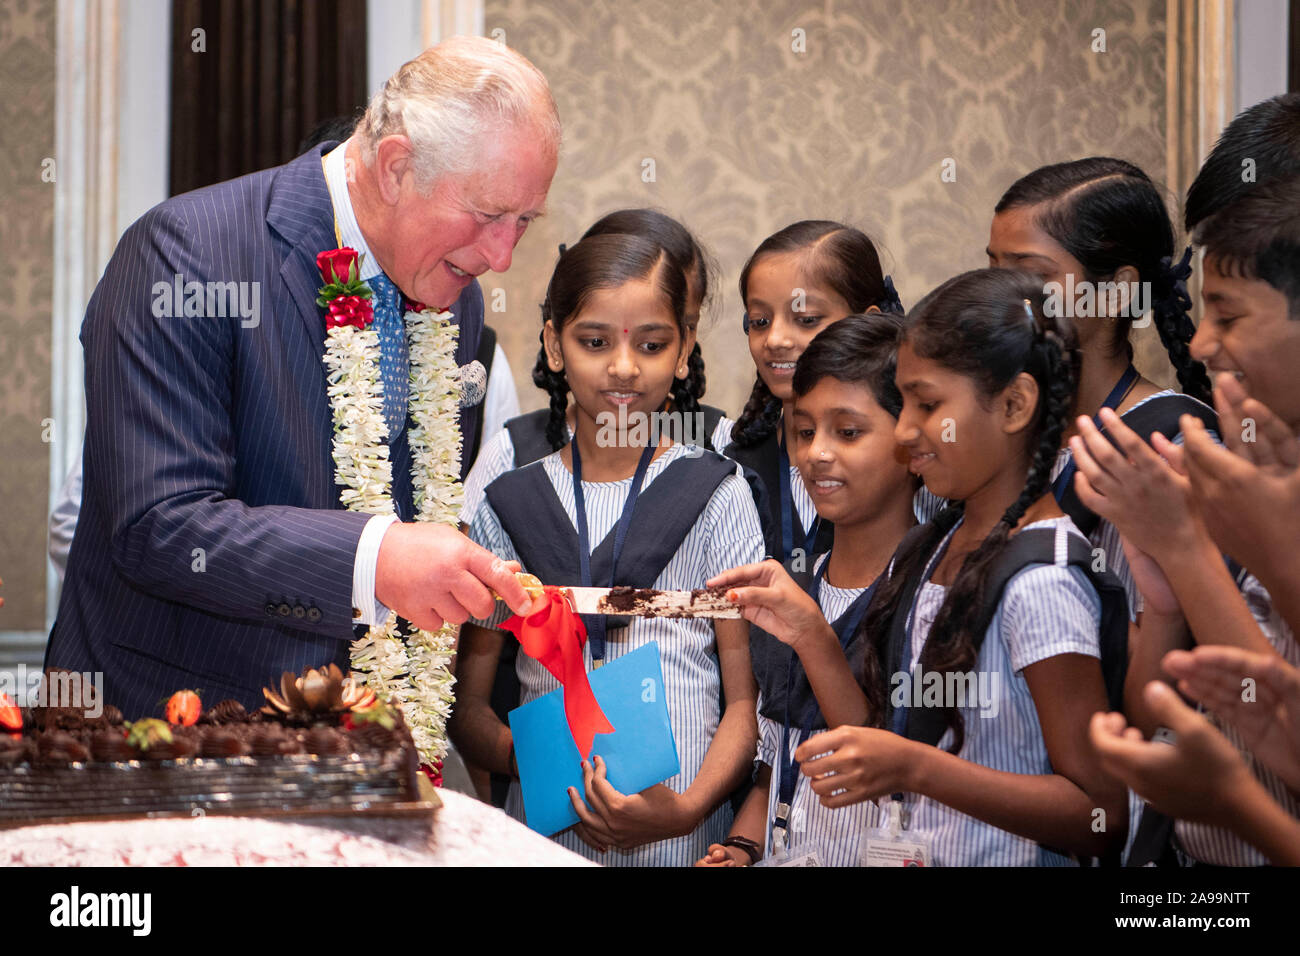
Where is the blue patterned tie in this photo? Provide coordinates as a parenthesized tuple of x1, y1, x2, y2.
(367, 273, 409, 439)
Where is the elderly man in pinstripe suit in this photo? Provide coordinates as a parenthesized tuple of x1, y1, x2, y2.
(45, 37, 555, 719)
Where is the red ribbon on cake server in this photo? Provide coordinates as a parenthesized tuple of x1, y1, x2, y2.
(502, 587, 614, 760)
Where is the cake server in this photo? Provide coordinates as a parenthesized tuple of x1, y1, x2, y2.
(558, 586, 743, 619)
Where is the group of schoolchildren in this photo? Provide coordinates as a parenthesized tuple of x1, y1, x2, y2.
(447, 92, 1300, 867)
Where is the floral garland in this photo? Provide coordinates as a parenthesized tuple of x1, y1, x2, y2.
(316, 248, 463, 780)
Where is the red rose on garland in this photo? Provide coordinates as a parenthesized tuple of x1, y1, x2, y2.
(327, 295, 373, 330)
(317, 248, 359, 285)
(316, 247, 375, 330)
(419, 762, 443, 788)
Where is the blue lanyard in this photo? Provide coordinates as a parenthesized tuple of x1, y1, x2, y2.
(1052, 362, 1139, 503)
(775, 559, 878, 835)
(891, 522, 961, 736)
(571, 439, 656, 663)
(777, 434, 821, 563)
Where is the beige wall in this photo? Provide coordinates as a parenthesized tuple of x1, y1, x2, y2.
(483, 0, 1172, 418)
(0, 0, 56, 631)
(0, 0, 1175, 629)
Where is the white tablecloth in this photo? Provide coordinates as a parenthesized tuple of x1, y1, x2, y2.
(0, 790, 592, 866)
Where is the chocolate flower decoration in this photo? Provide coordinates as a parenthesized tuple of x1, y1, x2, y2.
(261, 664, 376, 720)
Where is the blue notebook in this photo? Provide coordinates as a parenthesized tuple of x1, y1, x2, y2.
(508, 641, 680, 837)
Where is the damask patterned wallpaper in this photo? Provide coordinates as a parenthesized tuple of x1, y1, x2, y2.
(0, 0, 1172, 629)
(0, 0, 56, 630)
(482, 0, 1171, 417)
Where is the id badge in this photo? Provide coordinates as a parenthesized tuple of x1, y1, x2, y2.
(756, 841, 826, 867)
(756, 806, 825, 866)
(861, 797, 931, 867)
(862, 835, 930, 867)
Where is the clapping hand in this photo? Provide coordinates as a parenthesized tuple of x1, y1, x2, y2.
(1089, 682, 1253, 826)
(1163, 645, 1300, 793)
(1068, 408, 1203, 563)
(1179, 372, 1300, 581)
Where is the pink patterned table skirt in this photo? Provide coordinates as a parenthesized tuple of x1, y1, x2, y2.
(0, 789, 591, 867)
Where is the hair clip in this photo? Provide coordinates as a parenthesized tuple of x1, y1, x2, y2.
(557, 242, 568, 256)
(742, 313, 751, 333)
(878, 274, 905, 314)
(1023, 298, 1035, 324)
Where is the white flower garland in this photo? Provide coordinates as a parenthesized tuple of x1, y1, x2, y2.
(322, 305, 463, 771)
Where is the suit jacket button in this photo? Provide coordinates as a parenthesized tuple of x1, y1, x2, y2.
(292, 604, 306, 618)
(307, 607, 323, 624)
(265, 603, 277, 617)
(277, 603, 292, 617)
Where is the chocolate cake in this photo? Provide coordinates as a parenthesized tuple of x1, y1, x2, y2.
(0, 666, 421, 826)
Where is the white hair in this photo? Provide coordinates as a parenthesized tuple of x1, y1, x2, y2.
(359, 35, 561, 191)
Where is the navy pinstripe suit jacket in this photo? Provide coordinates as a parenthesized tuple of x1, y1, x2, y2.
(45, 144, 484, 720)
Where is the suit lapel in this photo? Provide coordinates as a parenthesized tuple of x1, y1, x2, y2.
(267, 144, 339, 356)
(268, 144, 418, 520)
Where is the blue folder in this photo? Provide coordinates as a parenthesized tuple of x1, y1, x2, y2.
(508, 641, 681, 837)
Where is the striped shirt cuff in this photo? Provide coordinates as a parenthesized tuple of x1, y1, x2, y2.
(352, 513, 401, 626)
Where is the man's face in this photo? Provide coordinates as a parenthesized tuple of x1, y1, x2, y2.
(379, 125, 556, 310)
(1192, 256, 1300, 430)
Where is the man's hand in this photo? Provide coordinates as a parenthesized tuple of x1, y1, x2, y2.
(375, 522, 531, 631)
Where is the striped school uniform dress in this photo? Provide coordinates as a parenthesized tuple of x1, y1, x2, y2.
(897, 516, 1102, 866)
(756, 552, 881, 865)
(467, 442, 765, 866)
(462, 417, 735, 527)
(1176, 571, 1300, 865)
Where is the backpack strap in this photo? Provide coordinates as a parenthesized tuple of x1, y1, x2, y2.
(1059, 394, 1218, 537)
(886, 526, 1128, 749)
(699, 404, 726, 453)
(724, 434, 783, 559)
(881, 523, 942, 715)
(504, 408, 557, 468)
(978, 528, 1129, 713)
